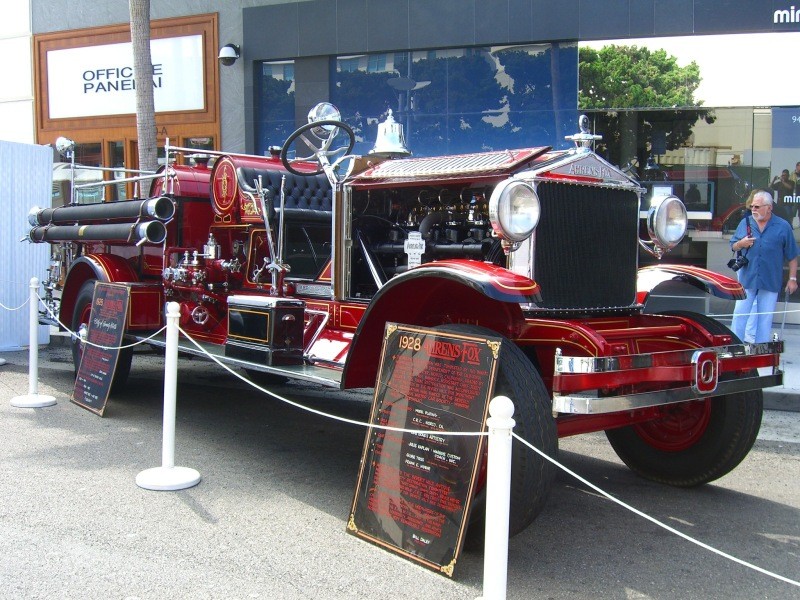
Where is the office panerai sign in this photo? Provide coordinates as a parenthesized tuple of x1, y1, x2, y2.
(46, 35, 204, 119)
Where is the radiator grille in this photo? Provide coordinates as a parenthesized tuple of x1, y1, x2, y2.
(533, 182, 640, 311)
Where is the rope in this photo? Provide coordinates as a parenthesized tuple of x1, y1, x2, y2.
(0, 298, 30, 311)
(3, 288, 795, 589)
(36, 294, 167, 351)
(178, 325, 799, 590)
(512, 433, 800, 589)
(177, 326, 486, 438)
(708, 307, 800, 319)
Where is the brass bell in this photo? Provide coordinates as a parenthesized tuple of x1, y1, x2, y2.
(369, 109, 411, 158)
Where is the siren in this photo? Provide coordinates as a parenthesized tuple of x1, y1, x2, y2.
(369, 110, 411, 159)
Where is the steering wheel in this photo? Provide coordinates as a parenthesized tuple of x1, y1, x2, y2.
(279, 119, 356, 177)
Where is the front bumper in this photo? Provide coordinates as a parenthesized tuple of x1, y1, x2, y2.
(552, 341, 782, 415)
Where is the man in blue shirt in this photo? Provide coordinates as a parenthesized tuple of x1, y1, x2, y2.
(730, 190, 798, 343)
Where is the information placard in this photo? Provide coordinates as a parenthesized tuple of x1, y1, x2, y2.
(72, 283, 130, 416)
(347, 323, 501, 576)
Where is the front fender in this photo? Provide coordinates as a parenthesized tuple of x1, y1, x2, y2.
(60, 254, 139, 326)
(341, 260, 537, 388)
(636, 264, 745, 305)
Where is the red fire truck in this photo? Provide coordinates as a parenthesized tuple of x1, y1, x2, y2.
(29, 105, 781, 537)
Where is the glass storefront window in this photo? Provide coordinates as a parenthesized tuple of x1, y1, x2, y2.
(183, 136, 215, 167)
(256, 60, 296, 153)
(55, 141, 104, 204)
(255, 45, 579, 158)
(578, 34, 800, 236)
(329, 44, 579, 158)
(108, 141, 127, 201)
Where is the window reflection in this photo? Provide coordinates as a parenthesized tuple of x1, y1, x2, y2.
(329, 45, 578, 157)
(52, 141, 104, 205)
(255, 45, 579, 157)
(257, 60, 296, 153)
(184, 137, 215, 168)
(108, 141, 127, 201)
(578, 34, 800, 235)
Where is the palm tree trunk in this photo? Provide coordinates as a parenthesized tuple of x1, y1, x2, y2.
(129, 0, 157, 172)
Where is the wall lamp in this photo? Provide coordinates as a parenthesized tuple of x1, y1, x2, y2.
(218, 43, 240, 66)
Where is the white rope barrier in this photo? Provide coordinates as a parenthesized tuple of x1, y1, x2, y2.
(177, 325, 488, 438)
(480, 397, 515, 600)
(512, 432, 800, 589)
(1, 282, 797, 593)
(0, 298, 29, 311)
(177, 325, 800, 593)
(136, 302, 200, 491)
(708, 307, 800, 319)
(10, 278, 56, 408)
(36, 293, 167, 351)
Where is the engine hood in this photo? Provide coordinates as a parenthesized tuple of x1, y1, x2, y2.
(345, 146, 643, 192)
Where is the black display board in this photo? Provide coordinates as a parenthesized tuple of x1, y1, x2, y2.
(347, 323, 501, 576)
(72, 282, 130, 416)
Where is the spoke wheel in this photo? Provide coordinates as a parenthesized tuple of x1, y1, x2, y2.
(632, 399, 712, 452)
(606, 311, 762, 487)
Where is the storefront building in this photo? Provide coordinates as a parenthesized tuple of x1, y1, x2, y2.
(31, 0, 800, 309)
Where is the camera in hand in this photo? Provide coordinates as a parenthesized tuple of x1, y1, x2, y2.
(728, 251, 749, 272)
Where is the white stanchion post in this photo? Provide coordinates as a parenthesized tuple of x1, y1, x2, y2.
(136, 302, 201, 491)
(478, 395, 515, 600)
(11, 277, 56, 408)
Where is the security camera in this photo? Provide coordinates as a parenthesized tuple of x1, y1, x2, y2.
(55, 136, 76, 158)
(218, 44, 240, 67)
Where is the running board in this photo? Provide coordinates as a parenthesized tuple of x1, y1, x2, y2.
(134, 333, 343, 388)
(552, 372, 782, 415)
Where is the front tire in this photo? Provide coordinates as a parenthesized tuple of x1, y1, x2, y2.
(438, 325, 558, 539)
(605, 311, 762, 486)
(71, 280, 133, 392)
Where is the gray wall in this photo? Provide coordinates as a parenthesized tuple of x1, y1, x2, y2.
(32, 0, 793, 153)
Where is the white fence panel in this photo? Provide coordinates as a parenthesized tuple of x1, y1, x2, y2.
(0, 140, 52, 351)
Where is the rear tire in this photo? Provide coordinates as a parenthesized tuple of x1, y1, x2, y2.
(71, 280, 133, 392)
(437, 325, 558, 540)
(605, 311, 762, 486)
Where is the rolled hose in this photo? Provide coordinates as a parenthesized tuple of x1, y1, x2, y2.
(28, 220, 167, 245)
(28, 196, 175, 226)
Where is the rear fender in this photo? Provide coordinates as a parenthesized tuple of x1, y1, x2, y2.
(637, 264, 744, 305)
(60, 255, 138, 327)
(342, 260, 538, 388)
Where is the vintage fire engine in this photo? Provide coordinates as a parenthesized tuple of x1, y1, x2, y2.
(29, 106, 782, 537)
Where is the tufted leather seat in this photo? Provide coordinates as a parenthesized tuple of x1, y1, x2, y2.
(237, 168, 332, 222)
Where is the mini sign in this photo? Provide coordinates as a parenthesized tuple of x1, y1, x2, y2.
(347, 323, 501, 576)
(72, 283, 130, 416)
(403, 231, 425, 269)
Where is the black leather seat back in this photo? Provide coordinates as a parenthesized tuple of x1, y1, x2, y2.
(237, 168, 332, 222)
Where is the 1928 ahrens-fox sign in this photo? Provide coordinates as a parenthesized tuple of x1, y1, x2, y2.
(29, 105, 781, 539)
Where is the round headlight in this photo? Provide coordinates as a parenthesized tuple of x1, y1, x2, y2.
(488, 180, 540, 243)
(307, 102, 342, 139)
(647, 194, 687, 250)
